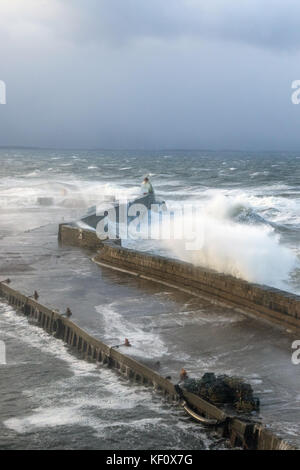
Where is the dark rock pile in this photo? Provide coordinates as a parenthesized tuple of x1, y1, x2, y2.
(182, 372, 260, 412)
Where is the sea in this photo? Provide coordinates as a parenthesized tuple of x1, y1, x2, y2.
(0, 148, 299, 449)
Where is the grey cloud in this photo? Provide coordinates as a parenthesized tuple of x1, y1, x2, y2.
(1, 1, 300, 150)
(2, 1, 300, 51)
(57, 0, 300, 51)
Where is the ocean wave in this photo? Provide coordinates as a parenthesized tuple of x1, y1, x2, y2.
(154, 195, 298, 290)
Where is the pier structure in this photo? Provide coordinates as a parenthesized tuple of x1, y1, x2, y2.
(59, 223, 300, 334)
(0, 279, 294, 450)
(1, 222, 299, 449)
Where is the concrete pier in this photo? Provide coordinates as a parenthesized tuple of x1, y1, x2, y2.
(59, 223, 300, 333)
(94, 243, 300, 332)
(0, 248, 296, 450)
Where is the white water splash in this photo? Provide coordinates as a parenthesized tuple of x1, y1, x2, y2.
(161, 195, 297, 290)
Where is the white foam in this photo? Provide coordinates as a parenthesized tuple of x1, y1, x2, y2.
(95, 302, 169, 359)
(159, 195, 298, 290)
(0, 303, 97, 376)
(4, 407, 83, 433)
(0, 174, 140, 211)
(1, 303, 213, 445)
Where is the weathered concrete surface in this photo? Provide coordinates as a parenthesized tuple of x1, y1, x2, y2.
(93, 241, 300, 333)
(59, 222, 300, 334)
(58, 223, 104, 250)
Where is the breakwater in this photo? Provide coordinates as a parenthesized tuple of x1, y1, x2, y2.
(58, 223, 300, 333)
(0, 279, 295, 450)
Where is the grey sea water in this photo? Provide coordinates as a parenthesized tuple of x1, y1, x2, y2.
(0, 148, 299, 449)
(1, 148, 299, 291)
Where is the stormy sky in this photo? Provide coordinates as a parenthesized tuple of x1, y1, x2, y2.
(1, 0, 300, 150)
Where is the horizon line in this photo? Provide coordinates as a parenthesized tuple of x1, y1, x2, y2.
(0, 145, 300, 154)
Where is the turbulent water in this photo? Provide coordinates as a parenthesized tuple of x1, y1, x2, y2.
(0, 148, 299, 449)
(0, 303, 218, 450)
(0, 148, 299, 292)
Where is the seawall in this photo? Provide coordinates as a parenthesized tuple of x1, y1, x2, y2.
(58, 223, 300, 333)
(0, 279, 295, 450)
(97, 246, 300, 334)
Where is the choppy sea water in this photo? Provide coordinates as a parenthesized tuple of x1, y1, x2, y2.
(0, 148, 299, 449)
(0, 303, 219, 450)
(0, 148, 299, 292)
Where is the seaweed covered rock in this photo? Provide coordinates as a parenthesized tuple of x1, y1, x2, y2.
(182, 373, 259, 412)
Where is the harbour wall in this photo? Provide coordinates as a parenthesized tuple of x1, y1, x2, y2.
(58, 223, 300, 333)
(58, 223, 104, 250)
(0, 280, 294, 450)
(95, 244, 300, 331)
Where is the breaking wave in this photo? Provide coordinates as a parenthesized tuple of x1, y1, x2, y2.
(160, 195, 298, 290)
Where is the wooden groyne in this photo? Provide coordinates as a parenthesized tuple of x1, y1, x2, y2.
(0, 278, 295, 450)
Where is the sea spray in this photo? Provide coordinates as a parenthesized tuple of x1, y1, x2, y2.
(160, 195, 297, 290)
